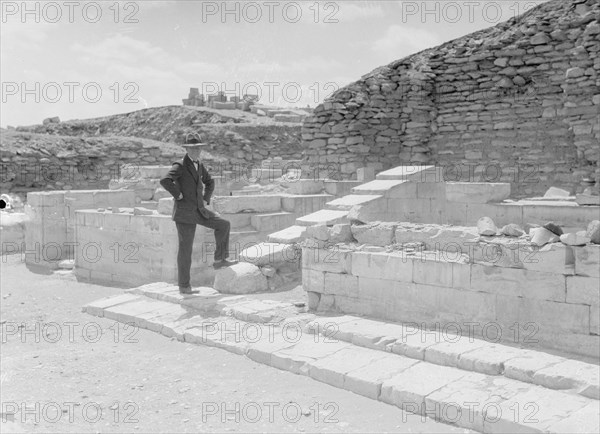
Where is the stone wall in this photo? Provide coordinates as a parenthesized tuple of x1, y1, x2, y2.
(301, 0, 599, 197)
(1, 122, 302, 194)
(21, 190, 136, 268)
(303, 240, 600, 359)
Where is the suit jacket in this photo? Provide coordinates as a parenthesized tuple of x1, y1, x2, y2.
(160, 155, 216, 223)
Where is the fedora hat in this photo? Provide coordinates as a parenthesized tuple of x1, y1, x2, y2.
(183, 131, 210, 147)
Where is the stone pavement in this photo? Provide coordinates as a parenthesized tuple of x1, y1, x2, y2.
(84, 282, 599, 433)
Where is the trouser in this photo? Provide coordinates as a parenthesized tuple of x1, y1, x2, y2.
(175, 213, 231, 288)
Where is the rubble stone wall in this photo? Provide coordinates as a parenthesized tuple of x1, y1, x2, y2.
(1, 122, 302, 193)
(301, 0, 599, 197)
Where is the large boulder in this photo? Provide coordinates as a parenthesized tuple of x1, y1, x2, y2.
(586, 220, 600, 244)
(213, 262, 268, 294)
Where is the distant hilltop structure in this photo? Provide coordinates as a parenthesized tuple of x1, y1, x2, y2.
(182, 88, 259, 111)
(182, 87, 313, 123)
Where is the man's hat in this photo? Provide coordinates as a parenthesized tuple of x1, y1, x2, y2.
(182, 131, 210, 148)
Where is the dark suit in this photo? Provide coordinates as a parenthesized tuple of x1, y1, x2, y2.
(160, 154, 231, 288)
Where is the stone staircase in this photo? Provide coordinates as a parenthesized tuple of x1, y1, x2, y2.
(83, 282, 599, 433)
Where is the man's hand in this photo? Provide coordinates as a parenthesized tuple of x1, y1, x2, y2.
(176, 193, 183, 200)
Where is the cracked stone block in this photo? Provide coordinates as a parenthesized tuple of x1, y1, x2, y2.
(213, 195, 281, 214)
(503, 352, 566, 383)
(425, 372, 526, 433)
(328, 224, 353, 243)
(484, 386, 590, 434)
(446, 182, 511, 203)
(344, 354, 419, 399)
(380, 362, 467, 412)
(351, 222, 397, 246)
(532, 359, 599, 399)
(574, 244, 600, 277)
(308, 346, 386, 388)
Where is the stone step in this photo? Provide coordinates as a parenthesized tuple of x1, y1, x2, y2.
(295, 209, 349, 227)
(324, 180, 363, 197)
(213, 195, 282, 214)
(250, 212, 296, 233)
(84, 292, 598, 433)
(325, 194, 382, 211)
(281, 179, 325, 195)
(239, 242, 300, 269)
(304, 315, 599, 400)
(376, 165, 443, 183)
(351, 179, 417, 198)
(267, 225, 307, 244)
(281, 194, 333, 215)
(221, 212, 259, 229)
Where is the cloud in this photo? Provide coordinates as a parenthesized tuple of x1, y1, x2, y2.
(373, 25, 441, 58)
(337, 2, 384, 21)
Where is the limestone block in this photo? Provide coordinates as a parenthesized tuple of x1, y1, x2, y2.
(83, 293, 141, 317)
(158, 197, 174, 215)
(351, 251, 413, 282)
(307, 291, 320, 310)
(521, 242, 575, 274)
(344, 354, 419, 399)
(281, 194, 331, 214)
(323, 272, 358, 297)
(302, 246, 352, 274)
(213, 262, 268, 294)
(296, 209, 348, 226)
(307, 346, 384, 389)
(560, 233, 590, 246)
(213, 195, 281, 214)
(586, 220, 600, 244)
(546, 402, 600, 434)
(239, 242, 299, 267)
(326, 194, 381, 211)
(133, 207, 154, 216)
(376, 166, 443, 183)
(356, 167, 375, 182)
(566, 276, 600, 306)
(267, 225, 306, 244)
(352, 179, 417, 198)
(328, 224, 353, 243)
(302, 268, 325, 293)
(446, 182, 511, 203)
(477, 216, 497, 236)
(424, 338, 490, 369)
(324, 180, 362, 196)
(457, 343, 527, 375)
(496, 295, 590, 335)
(305, 224, 329, 241)
(282, 179, 324, 195)
(532, 359, 599, 398)
(380, 362, 467, 412)
(522, 203, 598, 228)
(416, 182, 446, 199)
(471, 265, 566, 301)
(574, 244, 600, 277)
(500, 223, 525, 237)
(530, 226, 560, 246)
(351, 222, 397, 246)
(270, 338, 351, 375)
(27, 191, 65, 207)
(485, 387, 590, 434)
(250, 212, 295, 232)
(412, 255, 454, 287)
(425, 372, 525, 433)
(346, 197, 388, 224)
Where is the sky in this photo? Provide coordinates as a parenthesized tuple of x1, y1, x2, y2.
(0, 0, 549, 128)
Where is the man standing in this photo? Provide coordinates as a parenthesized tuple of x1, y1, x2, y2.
(160, 134, 237, 294)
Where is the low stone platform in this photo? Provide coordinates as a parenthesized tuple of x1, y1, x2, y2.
(83, 282, 599, 433)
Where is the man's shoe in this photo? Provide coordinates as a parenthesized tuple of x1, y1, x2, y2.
(179, 286, 197, 295)
(213, 259, 238, 269)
